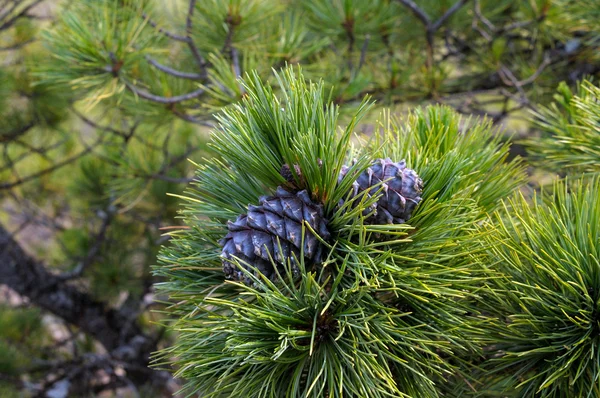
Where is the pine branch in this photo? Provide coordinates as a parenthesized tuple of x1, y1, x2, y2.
(58, 209, 114, 280)
(123, 80, 205, 104)
(0, 224, 168, 387)
(141, 12, 188, 42)
(395, 0, 430, 26)
(0, 135, 103, 190)
(0, 0, 44, 31)
(0, 39, 35, 51)
(145, 57, 204, 80)
(395, 0, 471, 95)
(185, 0, 206, 72)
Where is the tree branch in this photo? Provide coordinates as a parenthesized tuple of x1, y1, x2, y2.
(0, 38, 35, 51)
(185, 0, 206, 72)
(141, 12, 188, 42)
(0, 137, 102, 190)
(124, 80, 205, 104)
(58, 209, 114, 280)
(396, 0, 430, 26)
(0, 0, 44, 31)
(431, 0, 469, 32)
(146, 56, 204, 80)
(0, 224, 168, 387)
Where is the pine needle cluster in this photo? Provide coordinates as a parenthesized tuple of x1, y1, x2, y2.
(155, 67, 527, 397)
(525, 80, 600, 176)
(471, 178, 600, 397)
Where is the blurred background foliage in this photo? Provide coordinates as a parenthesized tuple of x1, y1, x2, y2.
(0, 0, 599, 396)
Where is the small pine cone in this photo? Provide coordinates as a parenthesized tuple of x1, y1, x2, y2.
(220, 187, 330, 283)
(339, 158, 423, 224)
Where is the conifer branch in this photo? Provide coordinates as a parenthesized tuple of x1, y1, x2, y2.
(0, 136, 103, 190)
(0, 224, 170, 389)
(145, 57, 204, 80)
(0, 0, 44, 31)
(185, 0, 206, 72)
(123, 80, 205, 104)
(141, 12, 188, 42)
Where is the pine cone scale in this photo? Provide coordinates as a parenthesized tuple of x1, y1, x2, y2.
(221, 187, 330, 283)
(339, 158, 423, 225)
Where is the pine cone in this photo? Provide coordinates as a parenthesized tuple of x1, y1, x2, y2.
(339, 158, 423, 224)
(220, 187, 330, 283)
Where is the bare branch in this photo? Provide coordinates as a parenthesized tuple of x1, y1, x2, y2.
(0, 38, 35, 51)
(142, 6, 206, 75)
(71, 107, 129, 138)
(58, 209, 114, 280)
(0, 224, 170, 388)
(124, 80, 205, 104)
(431, 0, 469, 32)
(146, 56, 203, 80)
(396, 0, 470, 96)
(171, 108, 214, 127)
(0, 121, 35, 143)
(395, 0, 430, 27)
(185, 0, 206, 72)
(473, 0, 495, 31)
(141, 12, 188, 42)
(355, 34, 370, 76)
(149, 174, 194, 184)
(0, 137, 102, 190)
(497, 13, 547, 35)
(0, 0, 44, 31)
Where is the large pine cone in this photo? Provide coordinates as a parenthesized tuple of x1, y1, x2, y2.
(339, 158, 423, 224)
(220, 187, 330, 283)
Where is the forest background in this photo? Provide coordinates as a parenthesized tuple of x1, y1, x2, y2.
(1, 0, 599, 396)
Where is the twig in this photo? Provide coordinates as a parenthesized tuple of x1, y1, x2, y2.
(230, 47, 245, 95)
(0, 0, 44, 31)
(58, 209, 114, 280)
(148, 174, 194, 184)
(473, 0, 495, 31)
(431, 0, 469, 32)
(497, 14, 547, 35)
(0, 121, 35, 143)
(396, 0, 430, 26)
(497, 53, 551, 108)
(171, 108, 214, 126)
(396, 0, 470, 95)
(185, 0, 206, 72)
(71, 107, 129, 138)
(0, 137, 103, 190)
(141, 12, 188, 42)
(354, 35, 370, 77)
(145, 56, 203, 80)
(231, 47, 242, 79)
(142, 5, 206, 75)
(124, 80, 205, 104)
(0, 38, 35, 51)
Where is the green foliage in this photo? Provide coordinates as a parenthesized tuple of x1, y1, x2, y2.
(3, 0, 600, 396)
(41, 0, 160, 106)
(474, 178, 600, 397)
(0, 383, 21, 398)
(211, 67, 373, 212)
(525, 80, 600, 176)
(156, 68, 526, 397)
(193, 0, 281, 54)
(0, 306, 44, 375)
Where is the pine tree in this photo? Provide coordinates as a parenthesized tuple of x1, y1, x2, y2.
(1, 0, 600, 396)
